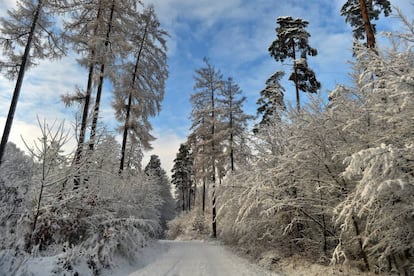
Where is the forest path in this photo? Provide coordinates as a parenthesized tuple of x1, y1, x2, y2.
(127, 240, 278, 276)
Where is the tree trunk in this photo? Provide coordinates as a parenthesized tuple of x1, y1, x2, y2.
(119, 19, 149, 173)
(73, 4, 103, 189)
(192, 180, 196, 209)
(317, 171, 328, 254)
(359, 0, 376, 49)
(202, 176, 206, 213)
(0, 0, 43, 165)
(188, 184, 191, 211)
(211, 84, 217, 238)
(229, 82, 235, 171)
(182, 187, 185, 211)
(352, 215, 370, 271)
(27, 132, 47, 251)
(292, 42, 300, 112)
(212, 182, 217, 238)
(89, 0, 116, 151)
(119, 92, 132, 173)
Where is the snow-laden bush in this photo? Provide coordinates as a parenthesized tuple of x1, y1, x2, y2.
(54, 217, 158, 275)
(0, 143, 33, 251)
(0, 123, 170, 274)
(333, 144, 414, 274)
(218, 106, 345, 261)
(166, 208, 210, 240)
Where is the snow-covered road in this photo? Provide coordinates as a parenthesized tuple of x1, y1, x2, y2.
(127, 240, 277, 276)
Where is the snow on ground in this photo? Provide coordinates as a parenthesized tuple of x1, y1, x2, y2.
(107, 240, 278, 276)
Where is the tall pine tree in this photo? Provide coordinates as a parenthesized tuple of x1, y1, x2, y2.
(269, 16, 320, 111)
(171, 143, 194, 212)
(145, 155, 175, 236)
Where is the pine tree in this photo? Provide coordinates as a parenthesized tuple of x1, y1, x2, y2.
(0, 0, 65, 165)
(341, 0, 391, 49)
(144, 155, 175, 235)
(171, 144, 193, 211)
(269, 16, 320, 111)
(254, 71, 286, 133)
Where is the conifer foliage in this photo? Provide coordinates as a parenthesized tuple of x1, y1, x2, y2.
(219, 77, 253, 171)
(254, 71, 285, 132)
(145, 155, 175, 235)
(341, 0, 391, 48)
(171, 143, 194, 211)
(269, 16, 320, 111)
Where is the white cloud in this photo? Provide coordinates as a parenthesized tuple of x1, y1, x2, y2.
(0, 55, 87, 146)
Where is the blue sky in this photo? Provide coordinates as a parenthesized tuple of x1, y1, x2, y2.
(0, 0, 412, 173)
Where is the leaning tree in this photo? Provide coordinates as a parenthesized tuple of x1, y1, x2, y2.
(0, 0, 65, 165)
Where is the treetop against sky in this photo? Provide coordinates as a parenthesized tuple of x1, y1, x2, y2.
(0, 0, 412, 174)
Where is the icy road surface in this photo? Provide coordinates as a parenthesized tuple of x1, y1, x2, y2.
(128, 240, 277, 276)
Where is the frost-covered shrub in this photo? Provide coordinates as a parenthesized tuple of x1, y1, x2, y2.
(333, 144, 414, 274)
(63, 218, 158, 274)
(166, 208, 210, 240)
(0, 122, 168, 274)
(0, 143, 33, 251)
(218, 107, 345, 261)
(330, 15, 414, 274)
(166, 214, 186, 239)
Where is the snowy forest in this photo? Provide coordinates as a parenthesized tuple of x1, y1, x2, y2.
(0, 0, 413, 275)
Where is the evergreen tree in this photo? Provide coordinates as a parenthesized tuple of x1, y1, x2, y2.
(144, 155, 175, 235)
(0, 0, 65, 165)
(341, 0, 391, 49)
(269, 16, 320, 111)
(254, 71, 286, 133)
(171, 144, 193, 211)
